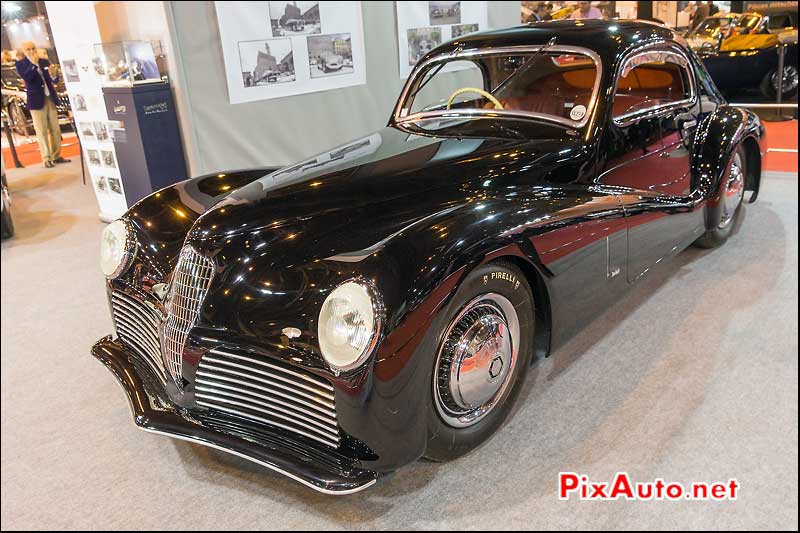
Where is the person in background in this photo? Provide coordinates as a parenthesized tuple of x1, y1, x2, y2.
(570, 1, 603, 20)
(527, 2, 554, 22)
(707, 1, 719, 16)
(14, 41, 69, 168)
(691, 1, 710, 31)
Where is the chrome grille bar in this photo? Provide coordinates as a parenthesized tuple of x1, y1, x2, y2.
(162, 246, 214, 383)
(111, 291, 167, 385)
(195, 350, 340, 449)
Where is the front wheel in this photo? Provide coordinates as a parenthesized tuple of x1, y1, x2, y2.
(694, 146, 746, 249)
(424, 261, 534, 461)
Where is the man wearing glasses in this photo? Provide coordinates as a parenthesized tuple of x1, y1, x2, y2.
(14, 41, 70, 168)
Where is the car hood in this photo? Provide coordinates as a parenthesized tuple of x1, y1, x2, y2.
(186, 122, 586, 265)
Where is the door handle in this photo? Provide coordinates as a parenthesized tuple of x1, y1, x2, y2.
(659, 151, 671, 158)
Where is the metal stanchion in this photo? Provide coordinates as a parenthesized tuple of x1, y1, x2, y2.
(776, 44, 786, 120)
(2, 110, 25, 169)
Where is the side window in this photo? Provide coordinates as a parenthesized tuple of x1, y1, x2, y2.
(613, 54, 692, 122)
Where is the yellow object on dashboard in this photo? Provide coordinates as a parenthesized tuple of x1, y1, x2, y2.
(721, 34, 780, 52)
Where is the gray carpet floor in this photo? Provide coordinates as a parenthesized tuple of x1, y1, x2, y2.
(1, 161, 797, 530)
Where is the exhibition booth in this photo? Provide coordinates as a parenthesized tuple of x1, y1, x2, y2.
(1, 1, 797, 530)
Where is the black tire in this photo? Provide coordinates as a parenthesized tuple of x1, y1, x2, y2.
(760, 64, 799, 100)
(1, 187, 14, 240)
(8, 101, 31, 137)
(424, 260, 534, 461)
(694, 145, 747, 249)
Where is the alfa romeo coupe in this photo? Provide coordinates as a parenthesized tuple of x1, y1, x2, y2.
(92, 20, 764, 494)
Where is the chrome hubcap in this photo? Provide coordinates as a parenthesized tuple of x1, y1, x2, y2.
(771, 65, 799, 93)
(720, 152, 744, 229)
(434, 293, 519, 428)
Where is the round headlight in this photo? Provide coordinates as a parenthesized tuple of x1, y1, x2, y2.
(318, 280, 381, 371)
(100, 219, 135, 278)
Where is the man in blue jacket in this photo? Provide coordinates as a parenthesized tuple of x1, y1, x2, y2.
(15, 42, 70, 168)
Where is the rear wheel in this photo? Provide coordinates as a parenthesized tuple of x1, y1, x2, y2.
(424, 261, 534, 461)
(760, 64, 799, 99)
(695, 146, 746, 249)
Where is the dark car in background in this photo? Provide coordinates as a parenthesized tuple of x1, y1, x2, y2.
(92, 20, 764, 494)
(1, 62, 72, 136)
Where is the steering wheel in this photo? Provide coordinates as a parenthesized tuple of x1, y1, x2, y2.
(446, 87, 504, 110)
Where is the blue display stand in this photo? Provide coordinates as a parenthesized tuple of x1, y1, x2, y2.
(103, 81, 187, 207)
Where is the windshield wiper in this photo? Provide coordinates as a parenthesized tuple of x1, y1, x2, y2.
(490, 37, 557, 99)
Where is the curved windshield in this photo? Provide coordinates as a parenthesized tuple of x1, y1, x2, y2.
(695, 17, 737, 37)
(395, 47, 600, 127)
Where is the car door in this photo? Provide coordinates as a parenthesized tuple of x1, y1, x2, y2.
(595, 47, 704, 282)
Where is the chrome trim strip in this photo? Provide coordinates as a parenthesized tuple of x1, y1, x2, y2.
(393, 44, 602, 129)
(612, 45, 698, 126)
(195, 384, 337, 426)
(194, 378, 336, 417)
(115, 323, 161, 359)
(138, 427, 374, 494)
(208, 349, 335, 392)
(195, 392, 339, 438)
(111, 295, 162, 323)
(116, 335, 167, 385)
(196, 366, 335, 407)
(195, 401, 340, 448)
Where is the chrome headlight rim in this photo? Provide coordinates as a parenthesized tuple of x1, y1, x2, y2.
(317, 277, 384, 373)
(101, 218, 137, 279)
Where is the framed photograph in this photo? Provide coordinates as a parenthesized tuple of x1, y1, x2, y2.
(451, 23, 479, 39)
(62, 59, 80, 83)
(429, 1, 461, 25)
(71, 94, 88, 112)
(307, 33, 354, 78)
(93, 121, 109, 142)
(101, 150, 117, 168)
(407, 27, 442, 66)
(238, 39, 296, 87)
(107, 177, 123, 195)
(79, 122, 95, 140)
(269, 1, 321, 36)
(95, 176, 108, 194)
(87, 149, 101, 166)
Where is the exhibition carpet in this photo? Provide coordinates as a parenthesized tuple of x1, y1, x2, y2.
(1, 133, 81, 168)
(763, 119, 799, 173)
(1, 161, 797, 529)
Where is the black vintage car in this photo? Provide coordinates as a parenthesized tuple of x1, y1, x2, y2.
(1, 62, 72, 136)
(92, 20, 764, 494)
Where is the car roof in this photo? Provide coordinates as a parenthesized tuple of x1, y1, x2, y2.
(420, 19, 686, 70)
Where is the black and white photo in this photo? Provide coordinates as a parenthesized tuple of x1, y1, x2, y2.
(238, 39, 295, 87)
(107, 177, 123, 195)
(307, 33, 353, 78)
(93, 122, 109, 142)
(451, 23, 479, 39)
(429, 1, 461, 25)
(101, 150, 116, 169)
(62, 59, 80, 83)
(79, 122, 95, 140)
(87, 149, 101, 167)
(269, 1, 321, 36)
(72, 94, 87, 112)
(94, 175, 108, 193)
(407, 27, 441, 66)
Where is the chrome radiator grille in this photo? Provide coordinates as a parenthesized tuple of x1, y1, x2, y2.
(195, 349, 341, 449)
(111, 291, 167, 386)
(162, 246, 214, 383)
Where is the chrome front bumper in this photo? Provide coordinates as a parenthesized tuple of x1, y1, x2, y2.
(91, 336, 378, 495)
